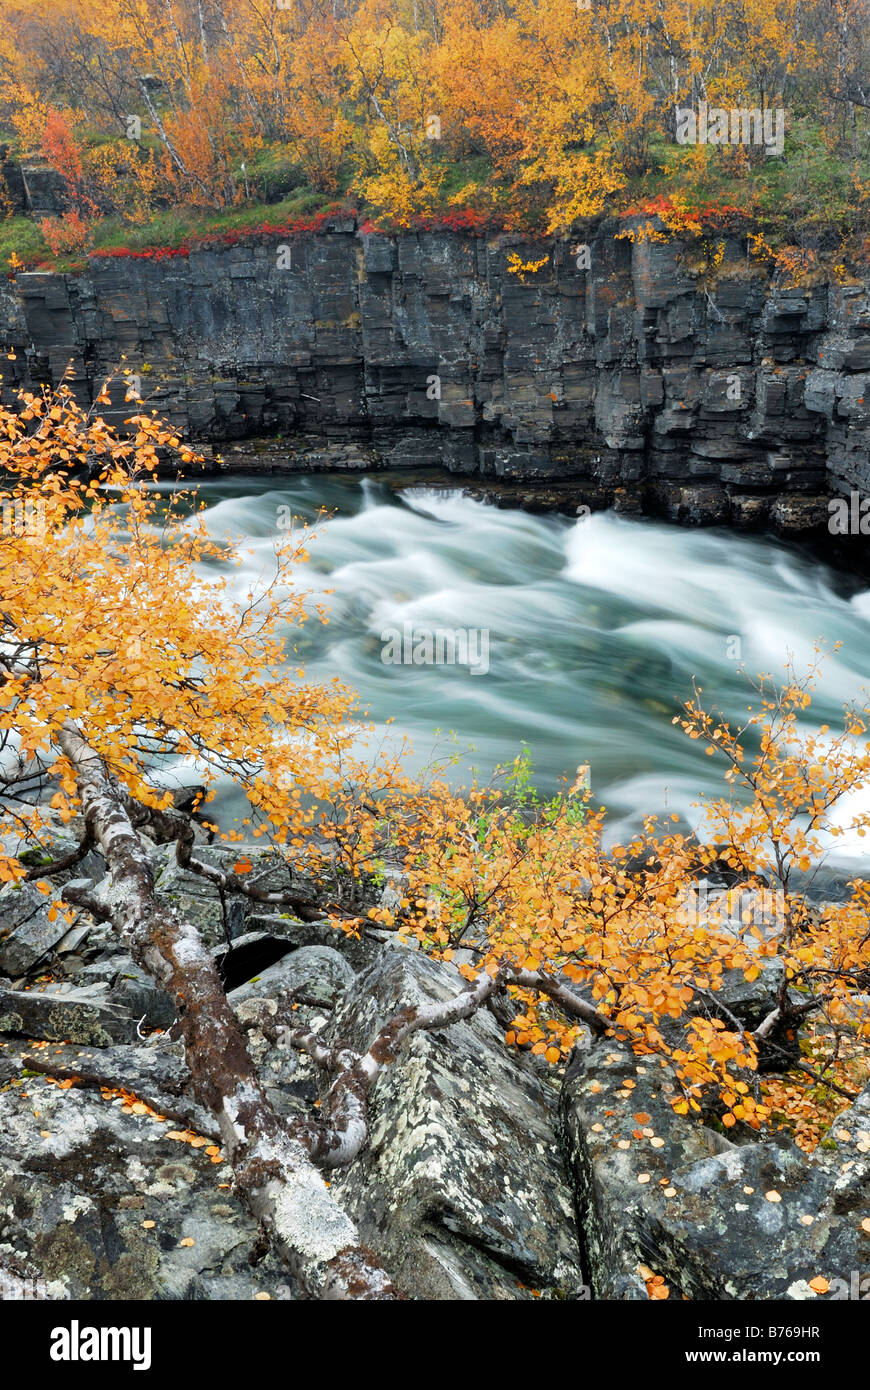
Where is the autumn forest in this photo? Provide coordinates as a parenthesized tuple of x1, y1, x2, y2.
(1, 0, 869, 265)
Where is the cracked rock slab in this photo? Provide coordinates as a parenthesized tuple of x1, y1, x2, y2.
(1, 1040, 216, 1136)
(562, 1041, 870, 1300)
(0, 881, 72, 977)
(328, 950, 585, 1300)
(0, 981, 139, 1045)
(560, 1038, 734, 1298)
(636, 1131, 869, 1300)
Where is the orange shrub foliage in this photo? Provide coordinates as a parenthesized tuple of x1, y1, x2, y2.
(38, 209, 91, 255)
(0, 0, 865, 234)
(2, 389, 867, 1140)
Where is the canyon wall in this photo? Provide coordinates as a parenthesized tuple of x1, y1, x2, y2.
(2, 212, 869, 529)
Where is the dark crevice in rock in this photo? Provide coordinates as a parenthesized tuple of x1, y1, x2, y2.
(214, 935, 296, 991)
(421, 1206, 565, 1293)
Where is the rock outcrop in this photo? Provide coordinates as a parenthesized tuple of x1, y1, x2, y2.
(1, 827, 866, 1300)
(326, 949, 586, 1300)
(561, 1039, 870, 1300)
(0, 836, 588, 1300)
(2, 216, 868, 531)
(0, 1062, 291, 1300)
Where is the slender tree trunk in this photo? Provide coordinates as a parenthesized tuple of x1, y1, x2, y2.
(56, 722, 400, 1301)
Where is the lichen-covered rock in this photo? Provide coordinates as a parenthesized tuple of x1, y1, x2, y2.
(108, 963, 177, 1032)
(327, 950, 586, 1300)
(0, 1251, 68, 1300)
(0, 1077, 293, 1299)
(560, 1038, 734, 1297)
(0, 880, 73, 977)
(151, 844, 323, 947)
(635, 1128, 869, 1300)
(229, 943, 356, 1009)
(226, 945, 358, 1123)
(241, 913, 385, 970)
(152, 845, 235, 945)
(0, 1040, 215, 1136)
(0, 981, 139, 1045)
(562, 1040, 870, 1300)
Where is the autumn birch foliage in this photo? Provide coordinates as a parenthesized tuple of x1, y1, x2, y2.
(1, 0, 867, 236)
(1, 387, 868, 1226)
(374, 667, 870, 1131)
(0, 382, 386, 874)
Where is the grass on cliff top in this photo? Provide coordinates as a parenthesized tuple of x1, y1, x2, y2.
(0, 214, 50, 268)
(625, 123, 868, 241)
(3, 118, 868, 274)
(89, 186, 334, 255)
(1, 187, 337, 274)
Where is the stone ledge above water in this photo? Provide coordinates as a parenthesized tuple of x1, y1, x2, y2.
(1, 219, 868, 534)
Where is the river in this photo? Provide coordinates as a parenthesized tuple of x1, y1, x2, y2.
(168, 471, 870, 884)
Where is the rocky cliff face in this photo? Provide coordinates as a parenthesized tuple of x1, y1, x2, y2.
(2, 213, 869, 531)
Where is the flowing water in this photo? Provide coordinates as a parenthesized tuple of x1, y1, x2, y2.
(168, 471, 870, 878)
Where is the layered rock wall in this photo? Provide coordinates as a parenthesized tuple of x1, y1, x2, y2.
(2, 214, 868, 528)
